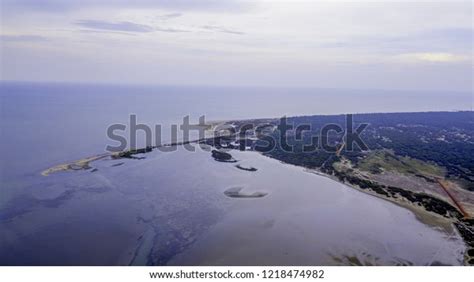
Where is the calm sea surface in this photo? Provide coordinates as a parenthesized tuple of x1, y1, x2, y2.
(0, 82, 470, 265)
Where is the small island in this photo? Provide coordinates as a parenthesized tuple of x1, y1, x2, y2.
(235, 164, 258, 172)
(211, 149, 237, 163)
(224, 187, 267, 198)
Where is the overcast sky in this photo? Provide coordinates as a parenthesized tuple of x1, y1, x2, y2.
(0, 0, 472, 91)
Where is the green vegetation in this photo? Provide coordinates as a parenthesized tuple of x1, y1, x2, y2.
(356, 150, 445, 178)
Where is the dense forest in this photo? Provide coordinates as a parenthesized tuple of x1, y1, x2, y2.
(234, 111, 474, 190)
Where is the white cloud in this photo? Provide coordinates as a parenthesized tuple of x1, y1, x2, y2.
(396, 52, 471, 63)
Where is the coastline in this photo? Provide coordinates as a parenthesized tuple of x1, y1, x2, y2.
(304, 167, 457, 232)
(39, 122, 473, 265)
(258, 153, 473, 265)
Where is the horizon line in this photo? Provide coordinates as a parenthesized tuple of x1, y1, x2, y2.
(1, 79, 472, 94)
